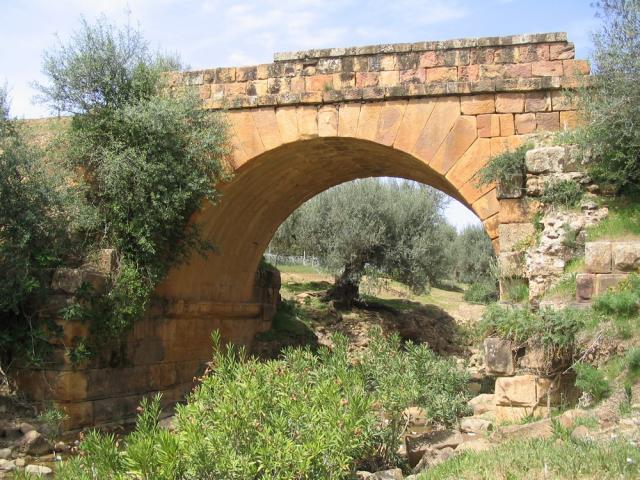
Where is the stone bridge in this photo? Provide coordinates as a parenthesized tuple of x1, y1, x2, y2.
(18, 32, 588, 428)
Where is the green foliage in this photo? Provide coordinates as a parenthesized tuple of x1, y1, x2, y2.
(478, 305, 586, 357)
(625, 347, 640, 383)
(37, 404, 69, 437)
(449, 225, 496, 284)
(586, 200, 640, 240)
(540, 179, 584, 207)
(569, 1, 640, 194)
(463, 280, 498, 304)
(418, 438, 640, 479)
(270, 179, 454, 304)
(33, 17, 228, 340)
(592, 273, 640, 318)
(0, 87, 83, 365)
(476, 143, 530, 187)
(506, 282, 530, 303)
(56, 331, 469, 478)
(574, 362, 611, 401)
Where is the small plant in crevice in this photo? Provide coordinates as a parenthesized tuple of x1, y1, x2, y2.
(476, 143, 532, 187)
(540, 179, 584, 208)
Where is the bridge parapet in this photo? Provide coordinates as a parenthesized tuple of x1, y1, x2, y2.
(169, 32, 588, 118)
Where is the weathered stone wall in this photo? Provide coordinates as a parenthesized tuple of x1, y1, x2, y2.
(496, 145, 609, 301)
(577, 241, 640, 301)
(14, 257, 280, 430)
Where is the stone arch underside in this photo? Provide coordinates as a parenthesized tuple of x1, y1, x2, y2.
(156, 98, 510, 306)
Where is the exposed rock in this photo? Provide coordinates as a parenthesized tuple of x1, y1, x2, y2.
(612, 242, 640, 272)
(585, 242, 612, 274)
(484, 338, 514, 376)
(19, 423, 36, 434)
(571, 425, 593, 442)
(50, 267, 108, 294)
(557, 409, 592, 429)
(0, 449, 11, 460)
(460, 417, 493, 433)
(468, 394, 496, 416)
(525, 146, 565, 174)
(576, 273, 595, 301)
(494, 418, 553, 441)
(25, 464, 53, 477)
(159, 416, 176, 432)
(0, 460, 15, 472)
(405, 429, 463, 467)
(356, 472, 373, 479)
(412, 447, 455, 474)
(372, 468, 403, 479)
(403, 407, 428, 427)
(18, 431, 52, 457)
(456, 438, 493, 453)
(15, 458, 25, 467)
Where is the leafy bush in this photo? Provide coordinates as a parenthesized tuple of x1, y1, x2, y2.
(540, 179, 584, 207)
(478, 305, 586, 358)
(506, 282, 529, 303)
(570, 1, 640, 194)
(626, 347, 640, 382)
(34, 17, 228, 340)
(476, 143, 531, 186)
(463, 280, 499, 304)
(55, 331, 469, 478)
(574, 363, 610, 401)
(0, 87, 84, 365)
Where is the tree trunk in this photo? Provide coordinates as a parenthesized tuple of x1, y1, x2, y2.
(325, 259, 365, 309)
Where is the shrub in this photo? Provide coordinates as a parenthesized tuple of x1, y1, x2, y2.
(626, 347, 640, 382)
(476, 143, 531, 186)
(571, 1, 640, 194)
(55, 331, 470, 478)
(463, 280, 499, 304)
(506, 282, 529, 303)
(586, 200, 640, 240)
(34, 17, 229, 340)
(540, 179, 584, 207)
(574, 363, 610, 401)
(478, 305, 586, 358)
(592, 273, 640, 318)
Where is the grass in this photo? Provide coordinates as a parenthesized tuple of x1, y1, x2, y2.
(419, 438, 640, 479)
(586, 200, 640, 241)
(276, 263, 325, 275)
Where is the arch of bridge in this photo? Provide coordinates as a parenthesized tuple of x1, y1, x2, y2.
(156, 32, 588, 305)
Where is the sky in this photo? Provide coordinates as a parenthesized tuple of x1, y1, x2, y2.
(0, 0, 599, 230)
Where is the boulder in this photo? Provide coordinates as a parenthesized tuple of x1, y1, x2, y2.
(570, 425, 593, 442)
(0, 459, 15, 472)
(468, 394, 496, 416)
(525, 146, 565, 174)
(494, 374, 561, 408)
(612, 242, 640, 272)
(19, 423, 36, 434)
(405, 429, 463, 467)
(372, 469, 403, 479)
(494, 418, 553, 441)
(18, 431, 52, 457)
(484, 338, 515, 376)
(456, 438, 493, 453)
(402, 407, 428, 427)
(412, 446, 455, 474)
(557, 409, 592, 429)
(585, 242, 612, 274)
(576, 273, 595, 301)
(25, 464, 53, 477)
(459, 417, 493, 433)
(0, 449, 11, 460)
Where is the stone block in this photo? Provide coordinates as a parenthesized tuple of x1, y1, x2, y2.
(498, 198, 540, 224)
(495, 375, 570, 408)
(594, 273, 627, 295)
(495, 417, 553, 439)
(495, 405, 545, 423)
(498, 223, 535, 252)
(525, 146, 565, 173)
(496, 173, 523, 199)
(585, 241, 612, 273)
(477, 114, 500, 137)
(515, 113, 536, 134)
(498, 251, 525, 278)
(468, 393, 496, 416)
(484, 338, 515, 376)
(51, 268, 108, 294)
(519, 345, 549, 372)
(532, 60, 563, 76)
(536, 112, 560, 131)
(576, 273, 595, 301)
(461, 94, 495, 115)
(495, 93, 524, 113)
(612, 241, 640, 272)
(405, 429, 463, 467)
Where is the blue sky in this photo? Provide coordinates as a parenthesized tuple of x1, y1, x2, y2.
(1, 0, 599, 229)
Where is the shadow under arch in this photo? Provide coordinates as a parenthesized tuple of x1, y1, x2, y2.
(156, 136, 495, 305)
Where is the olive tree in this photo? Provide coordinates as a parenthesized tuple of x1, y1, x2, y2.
(271, 179, 453, 307)
(34, 17, 229, 339)
(575, 0, 640, 193)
